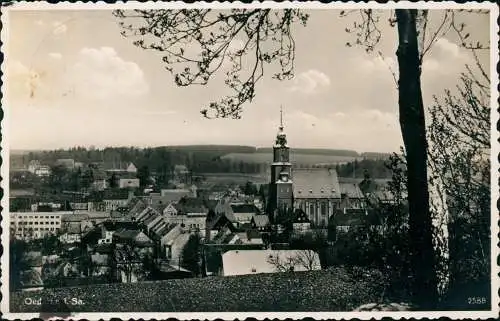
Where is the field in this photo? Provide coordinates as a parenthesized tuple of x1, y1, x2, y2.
(202, 172, 268, 185)
(222, 152, 360, 166)
(10, 267, 393, 313)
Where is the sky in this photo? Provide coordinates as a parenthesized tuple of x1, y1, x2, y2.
(4, 7, 491, 153)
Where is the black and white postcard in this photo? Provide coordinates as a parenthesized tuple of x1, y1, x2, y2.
(1, 1, 498, 319)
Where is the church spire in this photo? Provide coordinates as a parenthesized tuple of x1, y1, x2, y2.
(275, 105, 287, 147)
(279, 105, 284, 131)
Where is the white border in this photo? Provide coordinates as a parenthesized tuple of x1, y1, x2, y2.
(1, 1, 499, 320)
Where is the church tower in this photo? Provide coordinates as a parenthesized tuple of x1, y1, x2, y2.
(268, 107, 293, 222)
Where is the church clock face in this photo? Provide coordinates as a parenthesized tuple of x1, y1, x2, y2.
(282, 175, 288, 182)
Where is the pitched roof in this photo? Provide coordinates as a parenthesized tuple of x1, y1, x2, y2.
(174, 199, 208, 214)
(293, 168, 341, 199)
(339, 182, 364, 199)
(252, 215, 270, 228)
(114, 229, 153, 246)
(292, 209, 310, 223)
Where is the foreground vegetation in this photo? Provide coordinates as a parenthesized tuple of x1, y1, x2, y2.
(11, 267, 394, 313)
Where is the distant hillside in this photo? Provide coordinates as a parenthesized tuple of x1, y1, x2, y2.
(222, 152, 359, 166)
(163, 145, 256, 154)
(360, 152, 392, 159)
(256, 147, 359, 157)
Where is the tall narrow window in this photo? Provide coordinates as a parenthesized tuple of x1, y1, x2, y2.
(321, 202, 327, 216)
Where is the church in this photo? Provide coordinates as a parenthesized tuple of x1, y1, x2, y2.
(267, 109, 365, 228)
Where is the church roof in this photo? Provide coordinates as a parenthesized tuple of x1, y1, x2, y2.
(293, 168, 341, 199)
(339, 182, 364, 199)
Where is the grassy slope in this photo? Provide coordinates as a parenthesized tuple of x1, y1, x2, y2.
(11, 268, 388, 313)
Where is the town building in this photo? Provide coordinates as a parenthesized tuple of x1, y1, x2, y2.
(10, 211, 72, 239)
(266, 109, 367, 227)
(221, 249, 321, 276)
(118, 177, 140, 189)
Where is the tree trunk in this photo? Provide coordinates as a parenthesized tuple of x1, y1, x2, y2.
(395, 9, 438, 308)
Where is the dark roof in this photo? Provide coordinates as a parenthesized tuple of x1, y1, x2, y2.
(206, 212, 237, 232)
(103, 189, 130, 200)
(204, 199, 218, 211)
(101, 220, 138, 231)
(175, 203, 208, 215)
(292, 209, 310, 223)
(230, 204, 260, 214)
(113, 229, 153, 246)
(246, 229, 261, 240)
(331, 209, 380, 226)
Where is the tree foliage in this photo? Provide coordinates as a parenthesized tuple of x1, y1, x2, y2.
(428, 59, 490, 305)
(113, 9, 308, 118)
(181, 233, 202, 276)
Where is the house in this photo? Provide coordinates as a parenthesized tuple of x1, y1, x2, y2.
(28, 160, 41, 174)
(91, 221, 138, 245)
(205, 210, 237, 242)
(145, 192, 188, 208)
(222, 249, 321, 276)
(103, 189, 134, 211)
(92, 170, 108, 191)
(229, 204, 260, 227)
(236, 229, 264, 245)
(55, 261, 79, 277)
(113, 229, 154, 247)
(339, 180, 366, 209)
(102, 162, 137, 174)
(59, 223, 82, 244)
(10, 211, 72, 240)
(251, 214, 270, 231)
(118, 178, 140, 189)
(19, 251, 44, 291)
(35, 165, 51, 177)
(292, 209, 311, 234)
(329, 209, 380, 235)
(164, 198, 209, 234)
